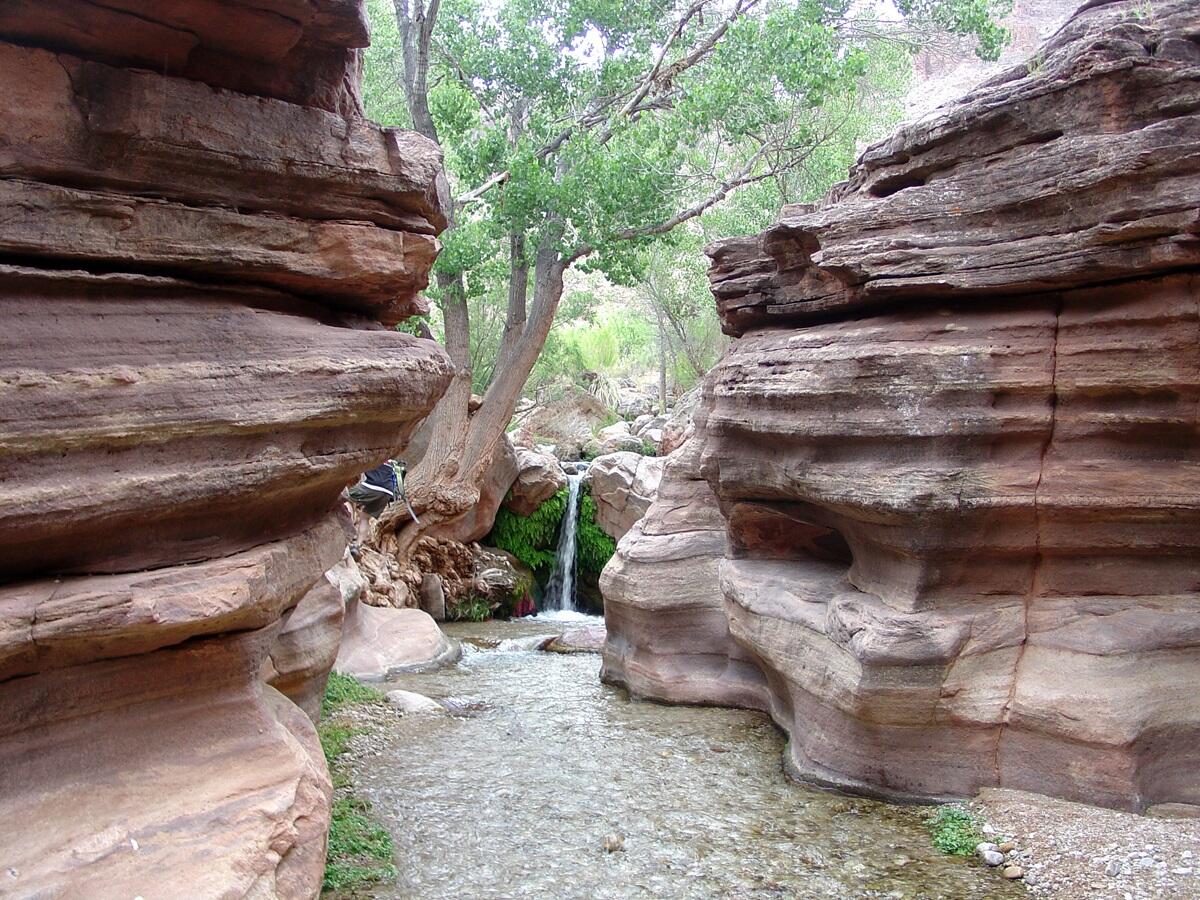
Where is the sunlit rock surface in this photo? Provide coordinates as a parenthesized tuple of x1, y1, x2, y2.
(603, 0, 1200, 812)
(0, 2, 452, 895)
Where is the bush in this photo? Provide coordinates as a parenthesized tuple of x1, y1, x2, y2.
(926, 805, 985, 856)
(447, 592, 493, 622)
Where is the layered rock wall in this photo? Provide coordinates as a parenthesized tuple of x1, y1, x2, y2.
(0, 3, 452, 895)
(603, 0, 1200, 812)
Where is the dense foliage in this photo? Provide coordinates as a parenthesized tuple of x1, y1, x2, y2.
(363, 0, 1011, 403)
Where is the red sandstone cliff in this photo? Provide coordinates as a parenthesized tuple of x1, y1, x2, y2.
(0, 3, 452, 896)
(603, 0, 1200, 813)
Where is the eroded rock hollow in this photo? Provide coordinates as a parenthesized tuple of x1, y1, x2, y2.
(0, 3, 452, 895)
(603, 0, 1200, 812)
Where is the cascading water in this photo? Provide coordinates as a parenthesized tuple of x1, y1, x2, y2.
(542, 471, 583, 612)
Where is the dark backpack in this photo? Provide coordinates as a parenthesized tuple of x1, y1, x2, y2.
(363, 462, 398, 498)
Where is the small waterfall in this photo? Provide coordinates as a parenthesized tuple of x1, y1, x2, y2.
(543, 471, 584, 612)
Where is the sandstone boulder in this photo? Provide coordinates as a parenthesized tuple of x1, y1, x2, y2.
(603, 0, 1200, 812)
(263, 577, 347, 721)
(335, 603, 459, 681)
(589, 452, 666, 540)
(504, 446, 568, 515)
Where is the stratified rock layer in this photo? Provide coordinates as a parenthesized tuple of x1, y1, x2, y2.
(0, 4, 452, 896)
(603, 0, 1200, 812)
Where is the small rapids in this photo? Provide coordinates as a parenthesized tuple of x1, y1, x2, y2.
(355, 619, 1020, 899)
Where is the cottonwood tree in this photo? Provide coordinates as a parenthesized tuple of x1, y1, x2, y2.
(380, 0, 1008, 555)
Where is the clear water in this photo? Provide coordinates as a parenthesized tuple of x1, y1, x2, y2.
(542, 472, 583, 612)
(351, 620, 1019, 900)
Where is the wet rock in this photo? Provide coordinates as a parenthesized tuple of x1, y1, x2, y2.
(544, 625, 608, 654)
(1003, 865, 1024, 879)
(440, 697, 491, 718)
(472, 546, 536, 618)
(387, 690, 444, 715)
(981, 850, 1006, 867)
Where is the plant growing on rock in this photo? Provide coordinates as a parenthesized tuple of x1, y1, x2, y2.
(487, 485, 617, 595)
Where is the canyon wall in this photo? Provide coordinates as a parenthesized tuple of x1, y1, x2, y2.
(0, 3, 452, 896)
(603, 0, 1200, 812)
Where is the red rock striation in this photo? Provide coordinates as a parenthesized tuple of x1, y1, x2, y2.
(0, 3, 452, 896)
(603, 0, 1200, 812)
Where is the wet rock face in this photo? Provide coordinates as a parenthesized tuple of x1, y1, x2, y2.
(0, 3, 451, 896)
(604, 0, 1200, 812)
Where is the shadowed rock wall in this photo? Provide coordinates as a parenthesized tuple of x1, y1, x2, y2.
(603, 0, 1200, 812)
(0, 3, 452, 896)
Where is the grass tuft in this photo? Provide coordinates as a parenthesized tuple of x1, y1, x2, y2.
(926, 804, 985, 856)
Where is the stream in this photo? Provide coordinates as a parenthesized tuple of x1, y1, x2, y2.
(354, 618, 1021, 899)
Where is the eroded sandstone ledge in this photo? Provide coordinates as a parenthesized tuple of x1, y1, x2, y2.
(0, 3, 452, 895)
(603, 0, 1200, 813)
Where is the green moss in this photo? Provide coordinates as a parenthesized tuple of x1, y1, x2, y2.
(487, 489, 567, 581)
(926, 804, 985, 856)
(577, 492, 617, 575)
(318, 674, 395, 895)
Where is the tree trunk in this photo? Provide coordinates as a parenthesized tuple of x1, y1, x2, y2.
(386, 237, 567, 557)
(655, 304, 669, 415)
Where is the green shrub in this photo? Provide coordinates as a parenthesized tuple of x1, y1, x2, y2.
(926, 804, 985, 856)
(448, 592, 493, 622)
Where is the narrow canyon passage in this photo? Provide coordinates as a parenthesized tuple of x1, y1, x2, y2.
(348, 621, 1021, 899)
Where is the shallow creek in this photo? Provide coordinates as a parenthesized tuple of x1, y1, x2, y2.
(357, 618, 1020, 899)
